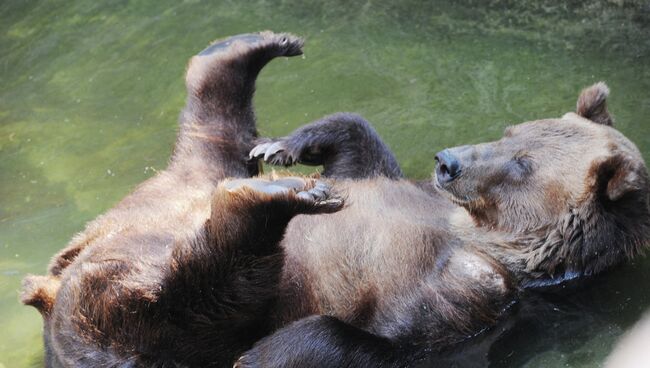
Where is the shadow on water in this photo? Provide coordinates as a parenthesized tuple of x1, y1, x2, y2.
(417, 258, 650, 367)
(0, 0, 649, 367)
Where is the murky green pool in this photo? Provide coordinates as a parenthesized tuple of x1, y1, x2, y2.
(1, 1, 649, 366)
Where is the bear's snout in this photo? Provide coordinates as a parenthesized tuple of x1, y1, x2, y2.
(435, 149, 462, 185)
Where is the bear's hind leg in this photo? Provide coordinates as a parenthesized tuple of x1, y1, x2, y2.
(157, 177, 343, 367)
(172, 32, 304, 179)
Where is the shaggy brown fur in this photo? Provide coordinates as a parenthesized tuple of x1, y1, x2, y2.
(21, 32, 649, 368)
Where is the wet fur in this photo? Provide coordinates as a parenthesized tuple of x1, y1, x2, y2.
(21, 32, 650, 368)
(251, 112, 403, 179)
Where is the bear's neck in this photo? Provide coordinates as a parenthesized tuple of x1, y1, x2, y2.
(451, 206, 597, 288)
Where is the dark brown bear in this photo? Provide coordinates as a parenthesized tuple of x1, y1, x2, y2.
(21, 32, 650, 368)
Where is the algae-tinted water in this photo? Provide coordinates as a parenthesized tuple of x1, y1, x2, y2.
(1, 1, 649, 367)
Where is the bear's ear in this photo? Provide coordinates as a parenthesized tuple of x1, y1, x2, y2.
(21, 274, 60, 316)
(576, 82, 614, 126)
(593, 155, 647, 202)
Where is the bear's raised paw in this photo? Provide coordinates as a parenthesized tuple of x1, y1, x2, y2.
(222, 177, 343, 214)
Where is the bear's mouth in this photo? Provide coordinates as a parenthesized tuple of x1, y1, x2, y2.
(432, 175, 478, 207)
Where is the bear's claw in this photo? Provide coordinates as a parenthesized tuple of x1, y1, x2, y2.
(249, 139, 296, 167)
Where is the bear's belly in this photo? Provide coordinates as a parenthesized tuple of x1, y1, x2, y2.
(274, 178, 513, 342)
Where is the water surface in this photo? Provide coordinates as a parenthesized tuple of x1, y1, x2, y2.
(1, 1, 649, 366)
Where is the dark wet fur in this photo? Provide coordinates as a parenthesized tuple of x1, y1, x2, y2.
(21, 32, 649, 368)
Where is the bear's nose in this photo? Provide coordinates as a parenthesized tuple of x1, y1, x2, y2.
(435, 149, 461, 184)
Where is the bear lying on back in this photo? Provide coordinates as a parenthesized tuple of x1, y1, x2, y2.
(22, 32, 650, 367)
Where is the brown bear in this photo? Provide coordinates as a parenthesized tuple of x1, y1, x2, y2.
(21, 32, 650, 368)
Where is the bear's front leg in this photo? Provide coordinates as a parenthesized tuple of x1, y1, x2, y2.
(250, 113, 403, 179)
(235, 315, 407, 368)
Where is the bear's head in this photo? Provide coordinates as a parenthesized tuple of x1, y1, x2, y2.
(434, 83, 650, 285)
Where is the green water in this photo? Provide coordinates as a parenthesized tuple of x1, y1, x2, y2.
(0, 0, 648, 366)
